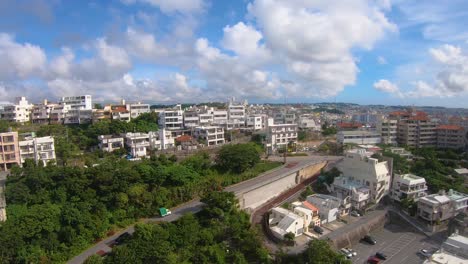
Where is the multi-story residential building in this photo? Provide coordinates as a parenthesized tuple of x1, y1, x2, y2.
(306, 194, 346, 224)
(436, 125, 466, 149)
(210, 109, 228, 127)
(377, 115, 398, 145)
(199, 113, 214, 126)
(60, 95, 92, 110)
(0, 97, 33, 123)
(59, 95, 93, 124)
(246, 115, 266, 131)
(284, 113, 296, 124)
(98, 135, 124, 152)
(391, 173, 427, 202)
(128, 102, 150, 119)
(392, 110, 437, 148)
(19, 136, 56, 166)
(149, 129, 175, 150)
(330, 177, 371, 210)
(336, 130, 381, 145)
(227, 100, 246, 127)
(111, 105, 131, 122)
(352, 113, 378, 126)
(193, 126, 225, 146)
(123, 132, 150, 159)
(92, 109, 112, 123)
(183, 110, 200, 128)
(159, 105, 184, 130)
(49, 104, 72, 124)
(266, 118, 298, 154)
(335, 149, 392, 203)
(31, 100, 56, 124)
(0, 132, 21, 171)
(417, 189, 468, 224)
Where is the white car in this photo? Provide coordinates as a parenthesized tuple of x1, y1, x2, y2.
(418, 249, 432, 258)
(345, 248, 357, 256)
(340, 248, 353, 259)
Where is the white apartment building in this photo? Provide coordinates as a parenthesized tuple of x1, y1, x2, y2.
(331, 177, 371, 210)
(266, 118, 298, 154)
(123, 132, 150, 158)
(0, 97, 33, 123)
(336, 130, 382, 145)
(18, 136, 56, 166)
(298, 115, 321, 130)
(246, 115, 267, 131)
(284, 113, 296, 124)
(59, 95, 92, 124)
(306, 194, 345, 224)
(228, 100, 246, 127)
(335, 149, 392, 203)
(183, 111, 200, 128)
(158, 105, 184, 130)
(377, 116, 398, 145)
(194, 126, 225, 146)
(128, 102, 150, 119)
(391, 174, 427, 202)
(31, 100, 56, 124)
(60, 95, 92, 110)
(110, 105, 131, 122)
(199, 113, 214, 126)
(98, 135, 124, 152)
(149, 129, 175, 150)
(210, 109, 228, 127)
(417, 189, 468, 223)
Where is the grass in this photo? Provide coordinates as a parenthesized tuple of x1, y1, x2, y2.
(287, 152, 308, 157)
(210, 161, 283, 187)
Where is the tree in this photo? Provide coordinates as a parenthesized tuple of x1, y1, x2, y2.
(216, 143, 261, 173)
(283, 232, 295, 244)
(302, 240, 350, 264)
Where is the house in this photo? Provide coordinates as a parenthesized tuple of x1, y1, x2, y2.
(269, 207, 305, 238)
(18, 136, 56, 166)
(0, 131, 21, 171)
(98, 135, 124, 152)
(335, 149, 392, 204)
(298, 114, 320, 130)
(306, 194, 345, 224)
(292, 201, 321, 227)
(149, 129, 176, 150)
(175, 135, 198, 150)
(246, 115, 267, 131)
(123, 132, 150, 159)
(266, 118, 298, 154)
(0, 97, 33, 123)
(111, 105, 131, 122)
(417, 189, 468, 224)
(331, 177, 371, 210)
(193, 126, 225, 146)
(31, 99, 56, 124)
(391, 174, 427, 202)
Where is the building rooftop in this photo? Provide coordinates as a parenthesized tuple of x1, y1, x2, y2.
(447, 189, 468, 201)
(454, 168, 468, 175)
(430, 251, 467, 264)
(437, 125, 464, 131)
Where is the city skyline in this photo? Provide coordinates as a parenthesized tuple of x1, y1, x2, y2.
(1, 1, 468, 107)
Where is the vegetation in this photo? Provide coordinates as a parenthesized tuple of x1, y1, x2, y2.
(312, 107, 345, 115)
(277, 239, 351, 264)
(101, 191, 269, 263)
(321, 123, 337, 136)
(0, 148, 280, 262)
(216, 143, 261, 173)
(315, 167, 341, 193)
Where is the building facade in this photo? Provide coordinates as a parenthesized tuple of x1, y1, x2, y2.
(18, 136, 56, 166)
(266, 118, 298, 154)
(0, 97, 33, 123)
(436, 125, 466, 149)
(391, 173, 427, 202)
(159, 105, 184, 130)
(98, 135, 124, 152)
(377, 116, 398, 145)
(417, 189, 468, 224)
(193, 126, 225, 146)
(0, 132, 21, 171)
(336, 130, 382, 145)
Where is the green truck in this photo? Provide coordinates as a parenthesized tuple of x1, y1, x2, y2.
(159, 207, 172, 217)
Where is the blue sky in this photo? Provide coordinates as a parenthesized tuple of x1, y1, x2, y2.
(1, 0, 468, 107)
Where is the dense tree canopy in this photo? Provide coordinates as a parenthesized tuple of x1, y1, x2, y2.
(216, 143, 261, 173)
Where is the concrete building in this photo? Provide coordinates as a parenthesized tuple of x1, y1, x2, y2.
(123, 132, 150, 159)
(210, 109, 228, 127)
(417, 189, 468, 224)
(298, 115, 320, 130)
(331, 177, 371, 210)
(442, 232, 468, 259)
(183, 110, 200, 128)
(336, 130, 382, 145)
(335, 149, 392, 204)
(246, 115, 267, 131)
(128, 102, 150, 119)
(391, 173, 427, 202)
(436, 125, 466, 150)
(306, 194, 344, 224)
(377, 116, 398, 145)
(49, 104, 71, 124)
(18, 136, 56, 166)
(110, 105, 131, 122)
(57, 95, 93, 124)
(389, 147, 413, 160)
(60, 95, 92, 110)
(31, 100, 56, 124)
(199, 113, 214, 126)
(392, 110, 437, 148)
(193, 126, 225, 146)
(0, 131, 21, 171)
(98, 135, 124, 152)
(292, 201, 321, 227)
(159, 105, 184, 130)
(149, 129, 175, 150)
(227, 100, 246, 128)
(266, 118, 298, 154)
(269, 207, 304, 238)
(0, 97, 33, 123)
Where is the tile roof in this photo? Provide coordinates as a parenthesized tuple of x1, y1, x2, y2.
(303, 201, 318, 212)
(437, 125, 464, 130)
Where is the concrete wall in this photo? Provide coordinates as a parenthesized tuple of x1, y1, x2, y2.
(239, 162, 326, 210)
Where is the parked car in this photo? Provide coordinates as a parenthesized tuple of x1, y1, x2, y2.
(346, 248, 357, 256)
(114, 232, 131, 245)
(340, 248, 353, 259)
(417, 249, 432, 258)
(375, 252, 387, 260)
(367, 256, 380, 264)
(351, 211, 361, 217)
(313, 226, 324, 234)
(362, 235, 377, 245)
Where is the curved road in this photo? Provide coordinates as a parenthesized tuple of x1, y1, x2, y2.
(68, 155, 341, 264)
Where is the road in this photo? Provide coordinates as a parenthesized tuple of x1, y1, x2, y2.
(68, 155, 341, 263)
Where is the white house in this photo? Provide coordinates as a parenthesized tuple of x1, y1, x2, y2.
(331, 176, 371, 210)
(18, 136, 56, 166)
(194, 126, 225, 146)
(0, 97, 33, 123)
(391, 173, 427, 202)
(123, 132, 150, 158)
(266, 118, 298, 154)
(269, 207, 305, 238)
(149, 129, 175, 150)
(306, 194, 344, 224)
(128, 102, 150, 119)
(98, 135, 124, 152)
(417, 189, 468, 224)
(335, 149, 391, 203)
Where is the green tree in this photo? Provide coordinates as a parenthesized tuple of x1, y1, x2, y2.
(216, 143, 261, 173)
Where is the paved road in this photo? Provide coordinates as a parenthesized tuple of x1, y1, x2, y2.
(351, 223, 440, 264)
(68, 155, 341, 263)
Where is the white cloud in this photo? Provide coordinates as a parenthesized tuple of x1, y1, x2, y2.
(221, 22, 271, 62)
(124, 0, 205, 14)
(377, 56, 387, 65)
(373, 79, 403, 97)
(0, 33, 46, 80)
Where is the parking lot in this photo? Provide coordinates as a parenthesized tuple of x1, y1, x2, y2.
(350, 223, 440, 264)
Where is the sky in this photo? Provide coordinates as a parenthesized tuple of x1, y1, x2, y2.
(1, 0, 468, 107)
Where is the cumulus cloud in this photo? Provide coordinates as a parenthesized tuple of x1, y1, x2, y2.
(377, 56, 387, 65)
(373, 79, 403, 97)
(221, 22, 271, 62)
(122, 0, 205, 14)
(0, 33, 46, 79)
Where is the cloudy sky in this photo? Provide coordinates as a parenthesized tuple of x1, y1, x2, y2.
(1, 0, 468, 107)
